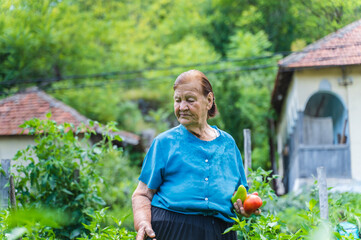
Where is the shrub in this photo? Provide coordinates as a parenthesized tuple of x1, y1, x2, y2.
(95, 149, 139, 230)
(12, 114, 121, 239)
(77, 208, 137, 240)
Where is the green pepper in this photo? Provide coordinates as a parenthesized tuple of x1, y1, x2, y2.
(231, 185, 247, 204)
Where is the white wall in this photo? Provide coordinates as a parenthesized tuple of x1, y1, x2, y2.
(346, 66, 361, 180)
(294, 68, 348, 111)
(277, 78, 299, 149)
(0, 136, 35, 161)
(276, 65, 361, 180)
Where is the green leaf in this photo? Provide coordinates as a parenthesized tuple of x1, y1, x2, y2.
(238, 220, 247, 229)
(62, 188, 74, 195)
(92, 196, 106, 206)
(267, 222, 278, 228)
(65, 129, 74, 141)
(309, 198, 317, 211)
(223, 226, 236, 234)
(0, 167, 6, 177)
(260, 234, 267, 240)
(111, 216, 122, 226)
(49, 177, 56, 190)
(114, 135, 122, 142)
(75, 194, 84, 201)
(89, 120, 94, 127)
(70, 228, 82, 239)
(46, 112, 52, 118)
(334, 232, 342, 239)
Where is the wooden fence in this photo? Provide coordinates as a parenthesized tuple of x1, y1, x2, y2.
(285, 111, 351, 191)
(0, 159, 10, 209)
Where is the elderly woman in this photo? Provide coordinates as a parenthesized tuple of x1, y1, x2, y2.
(132, 70, 258, 240)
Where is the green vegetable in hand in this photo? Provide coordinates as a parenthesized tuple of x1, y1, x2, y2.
(231, 185, 247, 204)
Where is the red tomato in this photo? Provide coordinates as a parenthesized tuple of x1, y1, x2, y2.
(243, 194, 263, 214)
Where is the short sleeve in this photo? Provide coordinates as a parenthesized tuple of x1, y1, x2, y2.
(235, 144, 249, 192)
(138, 138, 166, 190)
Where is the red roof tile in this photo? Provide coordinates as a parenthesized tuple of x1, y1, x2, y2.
(280, 19, 361, 68)
(0, 88, 88, 135)
(271, 19, 361, 115)
(0, 88, 140, 145)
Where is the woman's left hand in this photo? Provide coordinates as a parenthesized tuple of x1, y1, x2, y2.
(233, 194, 261, 218)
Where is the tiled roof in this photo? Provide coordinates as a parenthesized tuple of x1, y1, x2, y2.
(0, 88, 88, 135)
(271, 19, 361, 114)
(0, 88, 140, 145)
(280, 19, 361, 68)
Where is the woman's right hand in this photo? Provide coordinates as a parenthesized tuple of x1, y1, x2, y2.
(136, 221, 156, 240)
(233, 195, 261, 218)
(132, 181, 157, 240)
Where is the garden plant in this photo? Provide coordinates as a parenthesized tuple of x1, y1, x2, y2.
(0, 118, 360, 239)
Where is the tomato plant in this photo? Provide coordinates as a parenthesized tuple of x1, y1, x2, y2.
(12, 114, 121, 239)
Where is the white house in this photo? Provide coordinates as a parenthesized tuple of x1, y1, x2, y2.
(271, 19, 361, 193)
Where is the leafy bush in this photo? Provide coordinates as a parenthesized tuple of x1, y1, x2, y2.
(0, 208, 137, 240)
(12, 115, 121, 239)
(54, 87, 149, 134)
(95, 149, 139, 230)
(0, 208, 63, 240)
(77, 208, 136, 240)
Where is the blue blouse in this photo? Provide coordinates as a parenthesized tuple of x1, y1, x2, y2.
(139, 124, 248, 222)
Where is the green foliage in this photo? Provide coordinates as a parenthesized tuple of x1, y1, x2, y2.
(290, 0, 361, 46)
(2, 7, 361, 239)
(209, 29, 280, 168)
(0, 208, 137, 240)
(0, 208, 59, 240)
(247, 168, 278, 206)
(145, 108, 171, 134)
(96, 151, 137, 209)
(162, 34, 220, 66)
(2, 161, 361, 239)
(226, 168, 361, 239)
(12, 115, 121, 238)
(277, 185, 361, 236)
(95, 149, 139, 230)
(2, 0, 360, 169)
(227, 30, 272, 59)
(0, 0, 218, 88)
(226, 213, 287, 240)
(207, 0, 361, 52)
(53, 87, 148, 133)
(77, 208, 136, 240)
(0, 0, 107, 90)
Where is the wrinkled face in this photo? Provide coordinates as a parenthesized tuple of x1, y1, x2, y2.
(173, 80, 213, 128)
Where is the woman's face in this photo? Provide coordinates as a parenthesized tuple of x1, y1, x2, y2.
(173, 80, 213, 128)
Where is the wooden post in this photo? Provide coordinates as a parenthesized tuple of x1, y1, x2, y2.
(317, 167, 329, 219)
(268, 118, 278, 193)
(0, 159, 10, 209)
(74, 169, 80, 183)
(243, 129, 252, 177)
(9, 175, 16, 210)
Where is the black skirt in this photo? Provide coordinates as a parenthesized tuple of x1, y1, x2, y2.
(148, 206, 237, 240)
